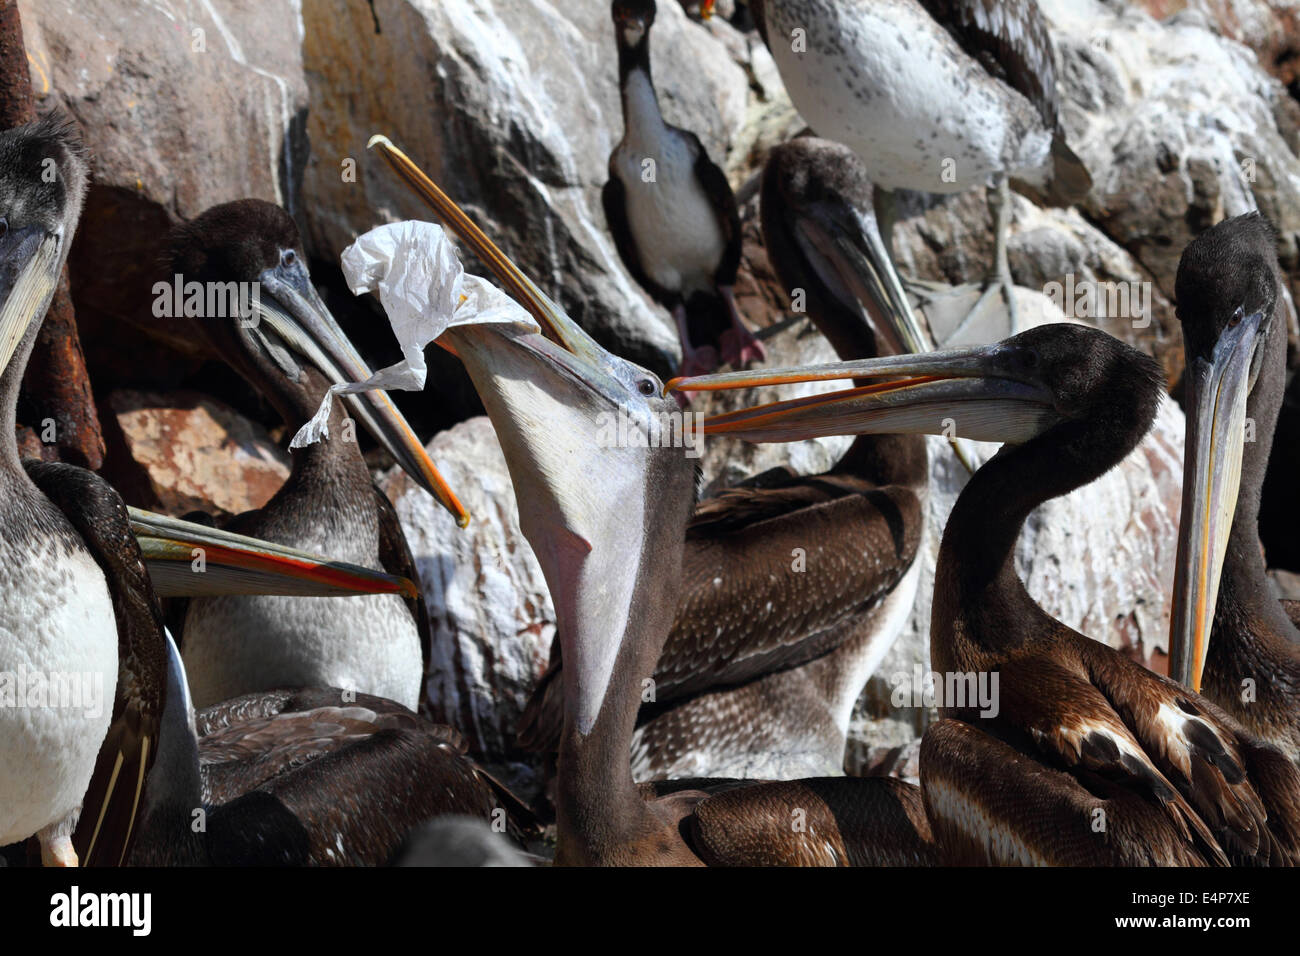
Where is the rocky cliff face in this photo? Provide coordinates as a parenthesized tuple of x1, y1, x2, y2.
(21, 0, 1300, 776)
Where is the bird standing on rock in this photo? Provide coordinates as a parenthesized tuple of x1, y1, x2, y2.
(604, 0, 766, 377)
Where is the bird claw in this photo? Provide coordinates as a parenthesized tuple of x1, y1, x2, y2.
(718, 327, 766, 369)
(677, 345, 719, 379)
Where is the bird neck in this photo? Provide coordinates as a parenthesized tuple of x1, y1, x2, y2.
(932, 409, 1152, 669)
(552, 468, 695, 864)
(265, 366, 374, 501)
(0, 316, 42, 477)
(618, 40, 666, 141)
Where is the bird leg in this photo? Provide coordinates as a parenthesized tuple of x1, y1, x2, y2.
(717, 286, 766, 368)
(672, 303, 719, 377)
(872, 184, 952, 304)
(37, 817, 79, 867)
(952, 177, 1020, 339)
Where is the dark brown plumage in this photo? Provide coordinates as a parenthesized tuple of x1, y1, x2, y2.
(652, 776, 937, 865)
(126, 682, 535, 866)
(521, 139, 928, 782)
(921, 323, 1300, 865)
(1174, 213, 1300, 762)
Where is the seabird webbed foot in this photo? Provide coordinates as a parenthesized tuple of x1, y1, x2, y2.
(718, 325, 766, 369)
(37, 820, 78, 867)
(717, 285, 766, 369)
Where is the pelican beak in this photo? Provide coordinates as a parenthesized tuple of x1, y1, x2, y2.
(129, 508, 417, 599)
(368, 136, 674, 737)
(793, 198, 976, 472)
(1168, 308, 1266, 692)
(701, 0, 716, 19)
(366, 135, 625, 397)
(0, 223, 62, 378)
(794, 203, 934, 359)
(667, 342, 1060, 444)
(254, 257, 469, 528)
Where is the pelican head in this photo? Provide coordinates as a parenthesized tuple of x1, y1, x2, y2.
(167, 200, 468, 525)
(1169, 212, 1283, 692)
(369, 136, 696, 737)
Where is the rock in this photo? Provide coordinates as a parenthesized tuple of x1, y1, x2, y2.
(21, 0, 306, 216)
(101, 390, 290, 517)
(298, 0, 754, 377)
(21, 0, 310, 353)
(1044, 0, 1300, 353)
(383, 416, 553, 759)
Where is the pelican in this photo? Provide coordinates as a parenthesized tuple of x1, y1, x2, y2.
(1168, 211, 1300, 763)
(367, 138, 937, 864)
(519, 137, 933, 782)
(166, 200, 465, 711)
(671, 322, 1300, 864)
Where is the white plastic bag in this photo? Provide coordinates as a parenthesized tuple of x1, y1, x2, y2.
(291, 220, 539, 448)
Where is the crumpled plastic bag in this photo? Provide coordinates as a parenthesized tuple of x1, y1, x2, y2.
(291, 220, 539, 448)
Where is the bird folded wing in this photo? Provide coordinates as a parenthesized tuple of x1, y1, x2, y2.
(1081, 643, 1294, 865)
(920, 719, 1217, 865)
(993, 653, 1230, 863)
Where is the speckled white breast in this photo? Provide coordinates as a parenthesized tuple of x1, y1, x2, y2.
(0, 537, 117, 845)
(613, 70, 728, 297)
(182, 590, 421, 710)
(181, 518, 421, 710)
(765, 0, 1052, 191)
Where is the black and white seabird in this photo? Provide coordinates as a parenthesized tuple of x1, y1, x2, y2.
(745, 0, 1091, 331)
(165, 201, 464, 712)
(604, 0, 766, 377)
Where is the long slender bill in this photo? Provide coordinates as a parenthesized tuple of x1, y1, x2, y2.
(668, 344, 1060, 445)
(0, 224, 62, 377)
(1168, 309, 1264, 691)
(129, 507, 417, 599)
(793, 203, 976, 472)
(256, 257, 469, 527)
(367, 134, 610, 370)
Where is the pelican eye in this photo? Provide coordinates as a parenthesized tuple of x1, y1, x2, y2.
(638, 379, 657, 396)
(1228, 306, 1244, 327)
(282, 248, 297, 268)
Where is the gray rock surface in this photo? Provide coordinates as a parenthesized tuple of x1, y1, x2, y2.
(298, 0, 754, 375)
